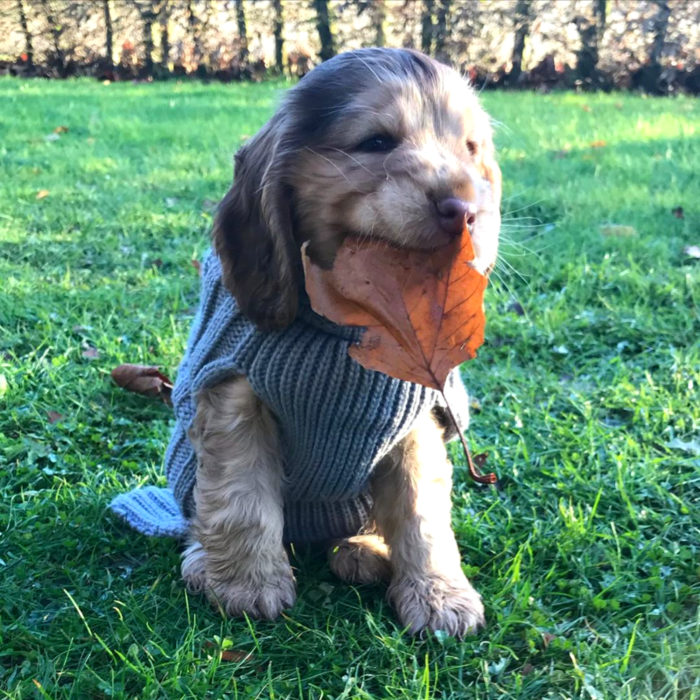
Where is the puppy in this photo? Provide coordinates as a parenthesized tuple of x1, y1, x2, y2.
(177, 48, 501, 636)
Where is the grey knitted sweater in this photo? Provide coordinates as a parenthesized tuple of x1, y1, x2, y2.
(110, 250, 470, 543)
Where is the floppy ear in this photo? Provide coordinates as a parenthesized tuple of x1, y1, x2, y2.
(213, 116, 300, 330)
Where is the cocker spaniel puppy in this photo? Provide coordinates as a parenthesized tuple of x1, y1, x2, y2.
(176, 48, 500, 637)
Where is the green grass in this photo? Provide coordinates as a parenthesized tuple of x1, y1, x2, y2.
(1, 78, 698, 699)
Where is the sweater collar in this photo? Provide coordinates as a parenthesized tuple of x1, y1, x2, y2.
(297, 293, 363, 343)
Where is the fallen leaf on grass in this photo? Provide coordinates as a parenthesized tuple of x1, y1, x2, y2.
(191, 259, 201, 275)
(82, 346, 100, 359)
(683, 245, 700, 259)
(600, 224, 638, 238)
(111, 364, 173, 405)
(303, 228, 496, 484)
(36, 189, 50, 199)
(202, 641, 252, 663)
(581, 105, 592, 113)
(47, 410, 64, 424)
(671, 206, 684, 219)
(53, 125, 69, 134)
(542, 632, 557, 649)
(589, 140, 607, 148)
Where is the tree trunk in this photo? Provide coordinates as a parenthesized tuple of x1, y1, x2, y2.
(273, 0, 284, 73)
(235, 0, 248, 61)
(574, 0, 606, 83)
(186, 0, 202, 68)
(420, 0, 434, 55)
(142, 9, 155, 76)
(160, 1, 170, 71)
(649, 1, 671, 66)
(103, 0, 113, 69)
(373, 0, 386, 48)
(40, 0, 64, 74)
(433, 0, 450, 62)
(509, 0, 531, 82)
(16, 0, 33, 68)
(313, 0, 335, 62)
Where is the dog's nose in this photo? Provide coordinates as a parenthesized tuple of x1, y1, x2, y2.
(435, 198, 477, 237)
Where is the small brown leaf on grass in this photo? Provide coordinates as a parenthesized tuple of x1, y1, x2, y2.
(220, 649, 252, 662)
(53, 125, 69, 134)
(47, 410, 64, 424)
(111, 364, 173, 405)
(589, 140, 607, 148)
(683, 245, 700, 259)
(672, 206, 684, 219)
(303, 228, 497, 484)
(581, 105, 592, 113)
(82, 346, 100, 359)
(191, 259, 201, 275)
(36, 189, 50, 199)
(542, 632, 557, 649)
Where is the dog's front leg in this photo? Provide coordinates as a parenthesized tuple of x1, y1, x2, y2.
(372, 410, 485, 637)
(181, 376, 296, 619)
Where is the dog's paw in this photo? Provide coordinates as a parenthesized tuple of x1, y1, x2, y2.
(388, 574, 485, 637)
(328, 534, 392, 584)
(181, 539, 208, 593)
(206, 563, 297, 620)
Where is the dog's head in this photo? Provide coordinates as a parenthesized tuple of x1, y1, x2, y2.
(214, 48, 501, 330)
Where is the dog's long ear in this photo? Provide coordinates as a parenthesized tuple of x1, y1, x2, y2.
(213, 116, 299, 330)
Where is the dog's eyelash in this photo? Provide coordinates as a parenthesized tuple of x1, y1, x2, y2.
(355, 134, 399, 153)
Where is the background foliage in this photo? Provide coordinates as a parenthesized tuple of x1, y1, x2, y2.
(1, 0, 699, 92)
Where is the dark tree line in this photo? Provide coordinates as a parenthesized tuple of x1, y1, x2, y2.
(1, 0, 698, 94)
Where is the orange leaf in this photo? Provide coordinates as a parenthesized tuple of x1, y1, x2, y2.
(303, 230, 496, 485)
(53, 125, 69, 134)
(589, 140, 607, 148)
(36, 189, 50, 199)
(302, 231, 487, 391)
(111, 364, 173, 405)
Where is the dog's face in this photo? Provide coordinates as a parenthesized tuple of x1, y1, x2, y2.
(215, 48, 501, 330)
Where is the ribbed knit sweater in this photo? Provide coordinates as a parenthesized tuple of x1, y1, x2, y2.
(110, 250, 471, 543)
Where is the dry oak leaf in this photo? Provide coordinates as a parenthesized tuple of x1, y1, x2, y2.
(111, 364, 173, 405)
(303, 229, 496, 484)
(302, 229, 487, 392)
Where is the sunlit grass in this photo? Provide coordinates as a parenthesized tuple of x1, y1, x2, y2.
(1, 78, 698, 698)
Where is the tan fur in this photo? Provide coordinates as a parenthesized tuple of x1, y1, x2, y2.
(328, 534, 392, 584)
(371, 411, 484, 636)
(184, 49, 500, 635)
(182, 376, 296, 619)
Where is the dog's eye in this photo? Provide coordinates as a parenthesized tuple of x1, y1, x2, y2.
(466, 139, 478, 156)
(356, 134, 398, 153)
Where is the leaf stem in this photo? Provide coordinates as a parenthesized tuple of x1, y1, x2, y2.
(439, 389, 498, 485)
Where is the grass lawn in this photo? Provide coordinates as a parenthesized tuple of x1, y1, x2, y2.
(0, 77, 698, 699)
